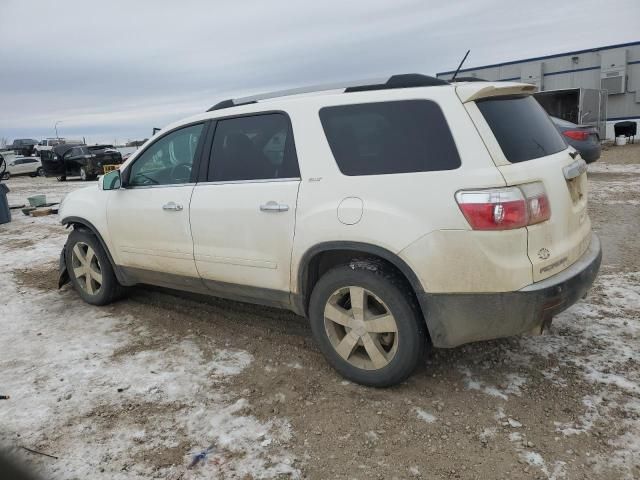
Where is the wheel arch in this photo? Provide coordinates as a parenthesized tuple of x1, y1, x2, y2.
(61, 216, 133, 286)
(295, 241, 427, 320)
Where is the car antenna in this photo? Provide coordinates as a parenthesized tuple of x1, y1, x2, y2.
(451, 50, 470, 81)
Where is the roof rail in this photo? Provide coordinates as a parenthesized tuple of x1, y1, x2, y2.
(450, 76, 488, 82)
(206, 74, 449, 112)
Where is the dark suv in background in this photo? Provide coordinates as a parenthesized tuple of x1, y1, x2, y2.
(41, 144, 123, 181)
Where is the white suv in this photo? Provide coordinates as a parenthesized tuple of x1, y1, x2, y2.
(58, 74, 601, 387)
(3, 156, 44, 179)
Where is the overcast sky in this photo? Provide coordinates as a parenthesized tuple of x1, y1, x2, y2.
(1, 0, 638, 145)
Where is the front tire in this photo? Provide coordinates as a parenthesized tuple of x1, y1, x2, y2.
(2, 172, 9, 180)
(309, 261, 427, 387)
(57, 176, 66, 182)
(65, 229, 123, 305)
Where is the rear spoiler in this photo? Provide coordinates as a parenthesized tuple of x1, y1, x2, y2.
(455, 82, 537, 103)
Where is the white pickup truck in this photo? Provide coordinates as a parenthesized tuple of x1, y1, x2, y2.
(34, 138, 64, 157)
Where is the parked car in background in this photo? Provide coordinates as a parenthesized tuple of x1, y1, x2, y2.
(8, 139, 38, 157)
(551, 116, 601, 163)
(41, 144, 123, 181)
(57, 74, 601, 387)
(121, 151, 135, 163)
(34, 138, 64, 157)
(1, 156, 44, 179)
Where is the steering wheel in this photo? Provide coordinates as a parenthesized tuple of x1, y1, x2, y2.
(170, 163, 192, 183)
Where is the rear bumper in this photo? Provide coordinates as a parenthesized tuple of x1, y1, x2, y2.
(419, 234, 602, 348)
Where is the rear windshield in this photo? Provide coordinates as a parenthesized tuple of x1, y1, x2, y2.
(476, 95, 567, 163)
(319, 100, 461, 176)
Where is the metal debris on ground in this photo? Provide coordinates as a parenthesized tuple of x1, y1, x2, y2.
(187, 445, 218, 469)
(20, 446, 59, 460)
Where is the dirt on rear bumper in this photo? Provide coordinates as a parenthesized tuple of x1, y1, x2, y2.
(419, 234, 602, 348)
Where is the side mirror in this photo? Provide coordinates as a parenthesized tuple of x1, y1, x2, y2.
(102, 169, 121, 190)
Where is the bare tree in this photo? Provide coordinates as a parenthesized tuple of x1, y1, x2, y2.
(0, 137, 7, 149)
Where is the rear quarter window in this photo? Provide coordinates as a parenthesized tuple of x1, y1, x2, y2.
(319, 100, 461, 176)
(476, 95, 567, 163)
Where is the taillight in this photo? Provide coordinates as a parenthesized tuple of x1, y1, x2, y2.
(519, 182, 551, 225)
(455, 182, 551, 231)
(563, 130, 589, 141)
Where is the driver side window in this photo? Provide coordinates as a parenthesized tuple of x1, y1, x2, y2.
(128, 123, 203, 187)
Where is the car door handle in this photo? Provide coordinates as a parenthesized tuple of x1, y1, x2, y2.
(162, 201, 183, 211)
(260, 201, 289, 212)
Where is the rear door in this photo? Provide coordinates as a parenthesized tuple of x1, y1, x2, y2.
(467, 93, 591, 282)
(190, 112, 300, 299)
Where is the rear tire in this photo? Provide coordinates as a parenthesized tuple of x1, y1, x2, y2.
(57, 176, 66, 182)
(65, 229, 124, 306)
(309, 261, 427, 387)
(36, 167, 44, 177)
(2, 172, 10, 180)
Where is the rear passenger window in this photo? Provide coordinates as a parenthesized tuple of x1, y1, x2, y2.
(208, 113, 299, 182)
(476, 95, 567, 163)
(319, 100, 460, 176)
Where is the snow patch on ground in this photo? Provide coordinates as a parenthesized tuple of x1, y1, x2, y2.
(518, 271, 640, 478)
(588, 178, 640, 204)
(415, 408, 436, 424)
(588, 162, 640, 174)
(459, 368, 527, 400)
(0, 187, 299, 479)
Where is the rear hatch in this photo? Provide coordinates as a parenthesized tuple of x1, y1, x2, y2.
(461, 86, 591, 282)
(87, 146, 123, 166)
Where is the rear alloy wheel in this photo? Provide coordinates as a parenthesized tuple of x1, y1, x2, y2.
(309, 263, 426, 387)
(65, 229, 124, 305)
(324, 286, 399, 370)
(36, 167, 45, 176)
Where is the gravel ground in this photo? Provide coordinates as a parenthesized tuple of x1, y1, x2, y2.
(1, 144, 639, 479)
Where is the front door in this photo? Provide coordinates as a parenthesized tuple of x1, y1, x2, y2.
(190, 113, 301, 300)
(107, 123, 206, 287)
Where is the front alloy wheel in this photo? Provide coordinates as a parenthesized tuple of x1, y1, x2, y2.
(65, 229, 124, 305)
(71, 242, 103, 295)
(324, 286, 398, 370)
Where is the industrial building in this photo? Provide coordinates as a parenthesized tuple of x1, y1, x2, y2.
(437, 41, 640, 140)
